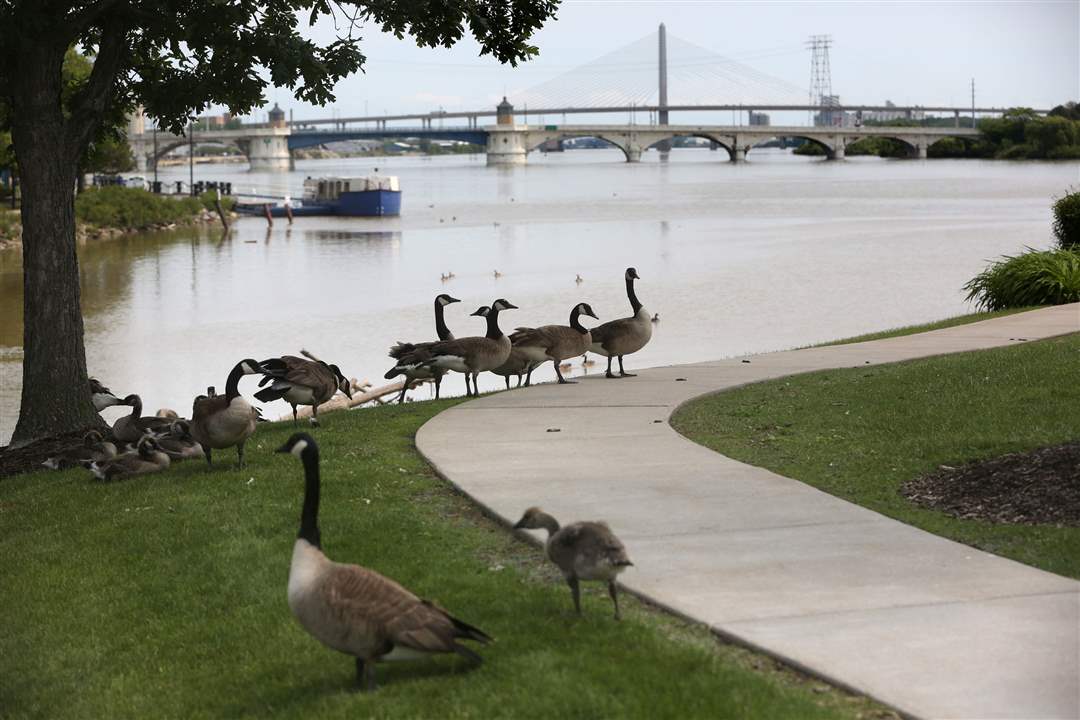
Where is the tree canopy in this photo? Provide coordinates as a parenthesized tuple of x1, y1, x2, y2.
(0, 0, 560, 444)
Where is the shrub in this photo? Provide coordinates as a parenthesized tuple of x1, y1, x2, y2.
(964, 248, 1080, 310)
(1053, 190, 1080, 248)
(75, 186, 204, 229)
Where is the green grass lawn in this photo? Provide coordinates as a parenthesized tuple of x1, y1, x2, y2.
(817, 307, 1036, 346)
(0, 400, 893, 720)
(673, 333, 1080, 579)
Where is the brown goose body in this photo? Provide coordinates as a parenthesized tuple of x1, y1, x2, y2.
(491, 346, 539, 389)
(255, 355, 351, 425)
(588, 268, 652, 378)
(112, 395, 172, 443)
(156, 421, 204, 461)
(42, 431, 117, 470)
(514, 507, 633, 619)
(510, 303, 598, 385)
(384, 294, 460, 402)
(89, 437, 170, 481)
(190, 359, 263, 466)
(279, 433, 490, 691)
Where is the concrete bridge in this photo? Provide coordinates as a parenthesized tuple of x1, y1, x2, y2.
(128, 121, 979, 171)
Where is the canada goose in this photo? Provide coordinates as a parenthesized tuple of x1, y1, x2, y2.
(510, 302, 598, 385)
(189, 359, 263, 467)
(582, 355, 595, 367)
(90, 378, 124, 412)
(493, 269, 502, 279)
(651, 313, 660, 324)
(42, 430, 118, 470)
(156, 408, 179, 419)
(255, 355, 353, 426)
(112, 395, 172, 444)
(384, 294, 460, 403)
(156, 420, 205, 461)
(480, 306, 541, 389)
(394, 299, 517, 397)
(89, 436, 170, 481)
(513, 507, 633, 620)
(276, 433, 491, 691)
(589, 267, 652, 378)
(575, 274, 583, 284)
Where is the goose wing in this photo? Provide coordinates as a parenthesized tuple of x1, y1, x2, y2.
(550, 521, 631, 575)
(324, 562, 490, 656)
(589, 317, 635, 348)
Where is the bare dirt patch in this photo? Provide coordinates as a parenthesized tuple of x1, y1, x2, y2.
(903, 441, 1080, 526)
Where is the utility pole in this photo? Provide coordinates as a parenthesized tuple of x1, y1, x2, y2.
(152, 123, 158, 187)
(188, 120, 194, 196)
(971, 78, 976, 128)
(658, 23, 668, 127)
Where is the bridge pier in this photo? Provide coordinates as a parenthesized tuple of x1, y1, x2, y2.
(625, 146, 642, 163)
(916, 141, 928, 159)
(486, 126, 527, 166)
(732, 147, 745, 163)
(244, 133, 292, 171)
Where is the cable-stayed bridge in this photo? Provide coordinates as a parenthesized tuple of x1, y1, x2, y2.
(129, 26, 1025, 171)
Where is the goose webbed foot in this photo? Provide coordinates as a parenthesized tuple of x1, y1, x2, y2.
(203, 447, 213, 465)
(605, 371, 621, 379)
(618, 372, 636, 377)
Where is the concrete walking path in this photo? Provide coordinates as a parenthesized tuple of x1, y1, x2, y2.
(416, 304, 1080, 720)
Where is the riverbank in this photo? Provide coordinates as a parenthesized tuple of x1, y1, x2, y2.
(0, 400, 892, 720)
(0, 187, 232, 250)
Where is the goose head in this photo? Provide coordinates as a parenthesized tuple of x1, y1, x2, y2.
(491, 298, 518, 312)
(436, 294, 460, 307)
(238, 359, 264, 375)
(573, 302, 599, 320)
(513, 506, 549, 530)
(83, 430, 105, 446)
(275, 431, 317, 459)
(470, 306, 491, 317)
(171, 420, 193, 439)
(137, 436, 161, 458)
(625, 267, 640, 281)
(329, 364, 353, 400)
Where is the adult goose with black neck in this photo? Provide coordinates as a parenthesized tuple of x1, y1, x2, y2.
(111, 394, 172, 444)
(384, 294, 460, 403)
(510, 302, 599, 385)
(395, 298, 517, 397)
(190, 359, 263, 467)
(90, 378, 124, 412)
(277, 433, 491, 691)
(589, 267, 652, 378)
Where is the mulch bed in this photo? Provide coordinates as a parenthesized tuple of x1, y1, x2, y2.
(902, 441, 1080, 527)
(0, 426, 109, 480)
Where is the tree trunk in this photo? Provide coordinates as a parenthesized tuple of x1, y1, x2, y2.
(9, 41, 101, 445)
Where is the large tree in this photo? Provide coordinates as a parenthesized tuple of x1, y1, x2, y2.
(0, 0, 558, 444)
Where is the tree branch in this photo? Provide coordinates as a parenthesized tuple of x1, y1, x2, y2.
(66, 18, 128, 153)
(64, 0, 126, 36)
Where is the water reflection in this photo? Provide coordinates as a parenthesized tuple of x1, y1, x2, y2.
(1, 150, 1075, 441)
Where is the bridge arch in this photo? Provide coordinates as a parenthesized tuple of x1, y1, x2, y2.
(527, 132, 634, 162)
(644, 133, 735, 160)
(757, 135, 836, 160)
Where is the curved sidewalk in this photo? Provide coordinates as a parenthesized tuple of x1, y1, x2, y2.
(417, 304, 1080, 720)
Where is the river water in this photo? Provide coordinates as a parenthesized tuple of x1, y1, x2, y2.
(1, 149, 1075, 441)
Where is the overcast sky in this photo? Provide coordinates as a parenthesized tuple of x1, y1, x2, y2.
(247, 0, 1078, 122)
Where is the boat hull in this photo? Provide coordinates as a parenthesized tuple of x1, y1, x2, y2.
(236, 190, 401, 218)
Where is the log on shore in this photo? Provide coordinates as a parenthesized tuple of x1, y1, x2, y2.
(282, 378, 430, 421)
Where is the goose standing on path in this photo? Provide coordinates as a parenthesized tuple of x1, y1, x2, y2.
(189, 359, 263, 467)
(394, 299, 517, 397)
(384, 294, 460, 403)
(513, 507, 633, 620)
(510, 302, 599, 385)
(112, 395, 172, 444)
(255, 355, 353, 426)
(589, 267, 652, 378)
(276, 433, 492, 691)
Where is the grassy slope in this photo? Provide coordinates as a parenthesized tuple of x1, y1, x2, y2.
(673, 334, 1080, 579)
(817, 307, 1035, 346)
(0, 401, 890, 720)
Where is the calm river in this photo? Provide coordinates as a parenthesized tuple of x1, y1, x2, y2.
(1, 149, 1075, 441)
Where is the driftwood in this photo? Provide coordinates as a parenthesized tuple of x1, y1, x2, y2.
(280, 378, 431, 421)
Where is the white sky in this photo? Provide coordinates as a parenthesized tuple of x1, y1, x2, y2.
(243, 0, 1079, 122)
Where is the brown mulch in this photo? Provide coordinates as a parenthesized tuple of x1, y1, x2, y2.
(902, 441, 1080, 527)
(0, 426, 109, 480)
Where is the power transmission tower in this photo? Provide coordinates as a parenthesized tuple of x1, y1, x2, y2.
(807, 34, 833, 125)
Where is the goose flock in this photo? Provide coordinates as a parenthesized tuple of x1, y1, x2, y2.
(41, 266, 651, 690)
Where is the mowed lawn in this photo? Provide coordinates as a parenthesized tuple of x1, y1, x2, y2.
(673, 332, 1080, 579)
(0, 400, 891, 720)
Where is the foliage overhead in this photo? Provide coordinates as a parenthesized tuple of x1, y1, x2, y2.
(0, 1, 560, 137)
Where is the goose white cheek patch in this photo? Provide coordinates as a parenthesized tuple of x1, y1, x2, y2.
(291, 439, 309, 457)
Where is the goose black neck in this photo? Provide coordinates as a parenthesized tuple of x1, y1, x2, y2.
(485, 308, 504, 340)
(626, 276, 642, 315)
(569, 307, 588, 334)
(298, 447, 322, 548)
(224, 362, 245, 401)
(538, 512, 561, 536)
(128, 396, 142, 418)
(434, 299, 452, 341)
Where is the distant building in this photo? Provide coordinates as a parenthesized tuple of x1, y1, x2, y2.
(496, 97, 514, 126)
(268, 103, 286, 129)
(749, 111, 770, 126)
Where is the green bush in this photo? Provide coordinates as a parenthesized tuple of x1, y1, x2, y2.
(75, 186, 204, 229)
(845, 137, 911, 158)
(198, 190, 235, 213)
(964, 248, 1080, 310)
(1053, 190, 1080, 249)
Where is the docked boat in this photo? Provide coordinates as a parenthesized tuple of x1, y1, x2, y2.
(236, 175, 401, 218)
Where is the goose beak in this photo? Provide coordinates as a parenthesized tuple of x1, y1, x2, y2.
(274, 442, 291, 454)
(447, 296, 461, 303)
(503, 302, 518, 310)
